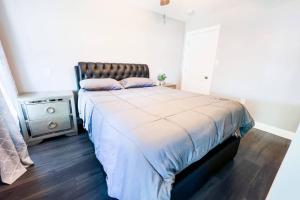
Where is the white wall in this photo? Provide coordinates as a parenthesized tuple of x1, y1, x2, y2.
(0, 0, 185, 92)
(185, 0, 300, 132)
(1, 0, 299, 132)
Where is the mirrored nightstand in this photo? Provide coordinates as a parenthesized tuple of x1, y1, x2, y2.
(18, 91, 78, 146)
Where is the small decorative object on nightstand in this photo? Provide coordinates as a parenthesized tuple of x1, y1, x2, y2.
(162, 83, 177, 89)
(157, 73, 167, 86)
(17, 91, 78, 146)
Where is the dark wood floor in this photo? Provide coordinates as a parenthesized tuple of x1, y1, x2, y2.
(0, 129, 290, 200)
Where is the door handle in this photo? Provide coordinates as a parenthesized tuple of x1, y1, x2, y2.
(204, 76, 208, 80)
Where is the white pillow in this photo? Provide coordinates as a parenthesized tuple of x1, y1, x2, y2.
(80, 78, 122, 91)
(120, 77, 155, 89)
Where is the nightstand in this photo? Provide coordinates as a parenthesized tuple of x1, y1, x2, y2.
(18, 91, 78, 146)
(162, 83, 177, 89)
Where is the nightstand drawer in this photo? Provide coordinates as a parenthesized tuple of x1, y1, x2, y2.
(28, 116, 72, 137)
(26, 101, 70, 120)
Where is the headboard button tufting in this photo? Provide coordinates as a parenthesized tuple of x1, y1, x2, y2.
(75, 62, 150, 90)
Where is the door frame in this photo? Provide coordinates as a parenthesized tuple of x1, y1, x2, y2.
(181, 25, 221, 94)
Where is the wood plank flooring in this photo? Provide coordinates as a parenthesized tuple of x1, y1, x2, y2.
(0, 129, 290, 200)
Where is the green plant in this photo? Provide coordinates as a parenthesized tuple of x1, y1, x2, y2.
(157, 73, 167, 81)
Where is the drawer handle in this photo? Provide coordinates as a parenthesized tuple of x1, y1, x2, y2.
(48, 121, 58, 129)
(46, 107, 56, 114)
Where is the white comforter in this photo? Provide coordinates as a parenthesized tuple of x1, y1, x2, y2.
(78, 86, 254, 200)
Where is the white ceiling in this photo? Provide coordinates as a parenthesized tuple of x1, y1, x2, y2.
(127, 0, 288, 21)
(127, 0, 244, 21)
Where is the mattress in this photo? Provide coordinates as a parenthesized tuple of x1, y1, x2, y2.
(78, 86, 254, 200)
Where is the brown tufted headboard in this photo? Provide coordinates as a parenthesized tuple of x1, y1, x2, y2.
(74, 62, 150, 90)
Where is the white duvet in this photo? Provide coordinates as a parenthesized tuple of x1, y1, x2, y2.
(78, 86, 254, 200)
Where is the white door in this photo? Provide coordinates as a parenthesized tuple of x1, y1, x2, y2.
(181, 26, 220, 94)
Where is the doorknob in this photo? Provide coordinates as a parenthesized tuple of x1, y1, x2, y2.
(204, 76, 208, 79)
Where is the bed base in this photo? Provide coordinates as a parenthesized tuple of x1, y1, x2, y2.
(171, 136, 240, 200)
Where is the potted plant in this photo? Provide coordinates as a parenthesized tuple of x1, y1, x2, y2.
(157, 73, 167, 86)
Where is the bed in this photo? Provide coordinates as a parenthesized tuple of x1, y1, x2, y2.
(74, 62, 254, 200)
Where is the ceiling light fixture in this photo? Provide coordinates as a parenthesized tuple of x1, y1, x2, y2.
(160, 0, 170, 6)
(160, 0, 170, 24)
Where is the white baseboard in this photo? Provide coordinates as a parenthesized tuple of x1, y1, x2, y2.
(255, 122, 295, 140)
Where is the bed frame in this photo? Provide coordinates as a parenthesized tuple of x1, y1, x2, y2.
(74, 62, 241, 200)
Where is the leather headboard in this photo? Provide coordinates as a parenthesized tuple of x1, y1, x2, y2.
(74, 62, 150, 90)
